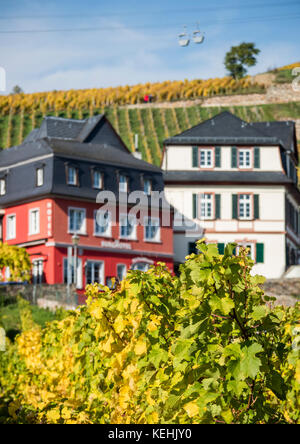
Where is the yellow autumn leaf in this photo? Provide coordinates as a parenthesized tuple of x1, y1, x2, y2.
(134, 338, 147, 355)
(102, 333, 114, 353)
(61, 407, 72, 420)
(89, 305, 103, 320)
(130, 298, 140, 314)
(46, 409, 61, 423)
(184, 401, 199, 418)
(114, 315, 127, 334)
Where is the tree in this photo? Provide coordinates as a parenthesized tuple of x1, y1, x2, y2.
(0, 242, 31, 282)
(224, 43, 260, 79)
(11, 85, 23, 95)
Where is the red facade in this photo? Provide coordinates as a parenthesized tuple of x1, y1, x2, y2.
(2, 196, 173, 303)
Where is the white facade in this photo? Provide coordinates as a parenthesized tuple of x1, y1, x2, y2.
(162, 122, 300, 279)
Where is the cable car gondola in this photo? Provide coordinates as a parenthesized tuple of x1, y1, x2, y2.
(178, 26, 190, 47)
(192, 23, 205, 44)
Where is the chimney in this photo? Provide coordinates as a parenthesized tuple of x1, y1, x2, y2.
(133, 133, 142, 160)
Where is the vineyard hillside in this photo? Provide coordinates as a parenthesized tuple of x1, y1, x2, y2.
(0, 62, 299, 166)
(0, 102, 299, 166)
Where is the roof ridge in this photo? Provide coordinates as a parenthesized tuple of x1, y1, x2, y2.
(44, 115, 86, 123)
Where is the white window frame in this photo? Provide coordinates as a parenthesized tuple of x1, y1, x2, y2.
(36, 167, 44, 187)
(238, 194, 252, 220)
(94, 209, 111, 237)
(200, 148, 213, 168)
(93, 170, 103, 190)
(131, 262, 150, 272)
(67, 166, 77, 186)
(85, 260, 104, 285)
(236, 243, 255, 260)
(119, 213, 136, 240)
(29, 208, 40, 235)
(117, 263, 127, 281)
(144, 216, 160, 242)
(144, 179, 152, 195)
(0, 178, 6, 196)
(238, 149, 252, 169)
(119, 174, 128, 193)
(200, 193, 214, 220)
(6, 214, 16, 240)
(68, 207, 86, 234)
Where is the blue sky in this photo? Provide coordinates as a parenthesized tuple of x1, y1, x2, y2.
(0, 0, 300, 93)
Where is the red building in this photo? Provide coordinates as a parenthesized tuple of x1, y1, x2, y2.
(0, 114, 173, 302)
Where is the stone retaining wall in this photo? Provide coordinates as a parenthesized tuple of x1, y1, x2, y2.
(0, 284, 78, 310)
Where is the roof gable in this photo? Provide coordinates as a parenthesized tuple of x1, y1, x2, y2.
(163, 111, 296, 154)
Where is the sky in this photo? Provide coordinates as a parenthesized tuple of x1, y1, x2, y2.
(0, 0, 300, 94)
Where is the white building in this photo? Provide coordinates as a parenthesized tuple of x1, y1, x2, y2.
(162, 111, 300, 279)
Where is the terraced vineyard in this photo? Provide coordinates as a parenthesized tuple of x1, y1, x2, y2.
(0, 101, 299, 166)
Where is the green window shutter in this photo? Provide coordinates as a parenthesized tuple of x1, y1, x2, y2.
(254, 147, 260, 169)
(215, 146, 221, 167)
(231, 146, 237, 168)
(192, 146, 198, 167)
(215, 194, 221, 219)
(192, 194, 198, 218)
(217, 243, 225, 254)
(254, 194, 259, 219)
(232, 194, 238, 219)
(256, 243, 264, 263)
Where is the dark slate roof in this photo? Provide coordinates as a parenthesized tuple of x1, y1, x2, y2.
(163, 170, 293, 185)
(251, 121, 296, 153)
(0, 115, 163, 207)
(0, 113, 160, 172)
(164, 111, 297, 155)
(23, 115, 108, 143)
(47, 138, 161, 172)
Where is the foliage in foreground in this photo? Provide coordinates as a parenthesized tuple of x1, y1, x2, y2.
(0, 242, 299, 424)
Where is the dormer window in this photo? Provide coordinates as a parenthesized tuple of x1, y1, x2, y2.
(119, 174, 129, 193)
(67, 166, 78, 186)
(0, 178, 6, 196)
(92, 169, 103, 189)
(238, 149, 252, 169)
(36, 167, 44, 187)
(200, 148, 213, 168)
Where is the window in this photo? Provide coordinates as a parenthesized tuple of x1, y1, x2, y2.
(131, 262, 150, 272)
(32, 259, 44, 284)
(144, 217, 160, 242)
(238, 149, 251, 169)
(63, 257, 83, 288)
(236, 244, 255, 260)
(6, 214, 16, 240)
(67, 166, 77, 186)
(117, 264, 127, 281)
(36, 168, 44, 187)
(200, 149, 213, 168)
(120, 214, 136, 239)
(86, 261, 104, 285)
(200, 194, 213, 219)
(0, 179, 6, 196)
(29, 209, 40, 235)
(144, 179, 152, 195)
(68, 208, 86, 234)
(119, 174, 128, 193)
(94, 210, 111, 237)
(93, 170, 103, 189)
(238, 194, 252, 220)
(63, 258, 74, 285)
